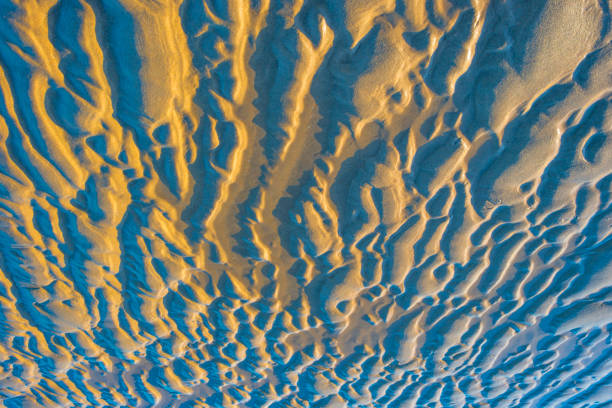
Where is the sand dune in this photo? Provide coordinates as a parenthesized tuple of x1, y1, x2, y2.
(0, 0, 611, 406)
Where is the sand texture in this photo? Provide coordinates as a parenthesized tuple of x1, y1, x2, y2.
(0, 0, 611, 406)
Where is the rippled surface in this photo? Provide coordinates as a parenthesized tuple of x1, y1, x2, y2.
(0, 0, 611, 406)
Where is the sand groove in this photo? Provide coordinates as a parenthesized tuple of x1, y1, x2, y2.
(0, 0, 611, 406)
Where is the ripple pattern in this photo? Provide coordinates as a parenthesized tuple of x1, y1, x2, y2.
(0, 0, 612, 406)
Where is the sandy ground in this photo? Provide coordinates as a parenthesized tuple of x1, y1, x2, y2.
(0, 0, 611, 406)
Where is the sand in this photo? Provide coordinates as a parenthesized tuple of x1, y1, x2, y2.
(0, 0, 611, 406)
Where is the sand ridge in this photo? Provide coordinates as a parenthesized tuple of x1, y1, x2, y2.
(0, 0, 611, 406)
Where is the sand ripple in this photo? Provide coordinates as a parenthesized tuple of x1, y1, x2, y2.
(0, 0, 611, 406)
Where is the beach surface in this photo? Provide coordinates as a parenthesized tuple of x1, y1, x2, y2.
(0, 0, 611, 406)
